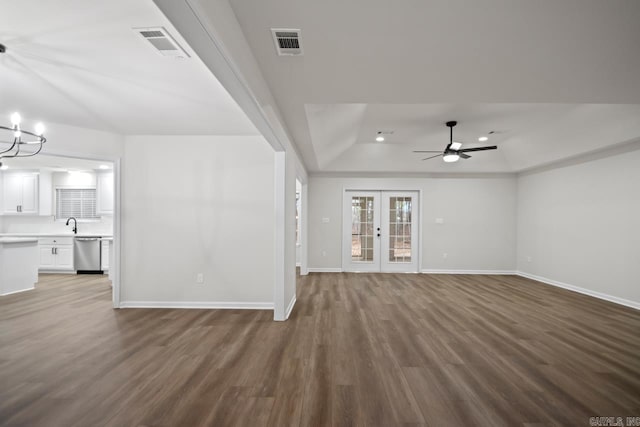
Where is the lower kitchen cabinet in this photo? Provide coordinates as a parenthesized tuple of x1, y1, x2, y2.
(38, 238, 74, 271)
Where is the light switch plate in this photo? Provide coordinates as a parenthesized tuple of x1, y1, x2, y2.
(435, 218, 444, 224)
(322, 217, 330, 223)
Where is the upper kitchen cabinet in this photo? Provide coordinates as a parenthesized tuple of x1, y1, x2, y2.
(96, 171, 114, 215)
(2, 172, 39, 215)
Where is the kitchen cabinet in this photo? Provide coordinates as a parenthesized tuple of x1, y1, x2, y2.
(101, 240, 110, 271)
(38, 237, 74, 271)
(2, 172, 39, 214)
(96, 172, 114, 215)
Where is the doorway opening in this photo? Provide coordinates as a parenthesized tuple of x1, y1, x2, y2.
(0, 153, 120, 305)
(342, 190, 419, 272)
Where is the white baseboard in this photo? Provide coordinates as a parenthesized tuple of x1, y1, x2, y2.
(119, 301, 274, 310)
(39, 270, 77, 274)
(516, 271, 640, 311)
(421, 269, 517, 275)
(1, 286, 35, 296)
(308, 267, 343, 273)
(285, 295, 296, 319)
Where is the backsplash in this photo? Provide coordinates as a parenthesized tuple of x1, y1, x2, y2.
(0, 215, 113, 235)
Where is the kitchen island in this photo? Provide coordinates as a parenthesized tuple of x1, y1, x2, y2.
(0, 238, 39, 296)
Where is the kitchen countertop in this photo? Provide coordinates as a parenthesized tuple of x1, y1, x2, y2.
(0, 237, 39, 244)
(0, 233, 113, 238)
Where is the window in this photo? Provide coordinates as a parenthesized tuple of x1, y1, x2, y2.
(56, 188, 98, 219)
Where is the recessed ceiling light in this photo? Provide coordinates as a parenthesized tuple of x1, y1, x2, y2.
(376, 135, 385, 142)
(99, 165, 109, 170)
(478, 136, 489, 142)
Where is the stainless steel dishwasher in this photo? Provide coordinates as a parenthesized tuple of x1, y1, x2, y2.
(75, 236, 103, 274)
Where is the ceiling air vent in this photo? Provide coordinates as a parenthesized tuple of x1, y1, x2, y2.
(271, 28, 303, 56)
(133, 26, 190, 59)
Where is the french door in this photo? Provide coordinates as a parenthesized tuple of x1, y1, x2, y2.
(342, 191, 419, 272)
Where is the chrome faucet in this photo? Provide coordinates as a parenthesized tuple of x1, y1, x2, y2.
(66, 217, 77, 234)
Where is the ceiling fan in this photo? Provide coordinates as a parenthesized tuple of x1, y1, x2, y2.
(413, 121, 497, 162)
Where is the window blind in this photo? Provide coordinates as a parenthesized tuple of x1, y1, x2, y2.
(56, 189, 98, 219)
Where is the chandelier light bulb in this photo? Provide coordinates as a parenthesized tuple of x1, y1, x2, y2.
(10, 112, 21, 127)
(1, 113, 47, 164)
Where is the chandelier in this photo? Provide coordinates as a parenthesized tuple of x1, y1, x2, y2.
(0, 112, 47, 168)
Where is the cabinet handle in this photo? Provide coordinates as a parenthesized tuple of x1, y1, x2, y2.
(51, 247, 54, 255)
(55, 247, 58, 255)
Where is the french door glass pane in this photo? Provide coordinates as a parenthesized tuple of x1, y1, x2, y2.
(388, 197, 412, 263)
(351, 196, 374, 262)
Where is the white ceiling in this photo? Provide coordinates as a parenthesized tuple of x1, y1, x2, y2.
(228, 0, 640, 173)
(0, 0, 258, 135)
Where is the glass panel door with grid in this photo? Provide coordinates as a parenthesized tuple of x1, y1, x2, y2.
(380, 191, 419, 272)
(342, 190, 419, 273)
(342, 191, 381, 272)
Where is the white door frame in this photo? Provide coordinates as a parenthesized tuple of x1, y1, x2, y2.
(342, 188, 422, 273)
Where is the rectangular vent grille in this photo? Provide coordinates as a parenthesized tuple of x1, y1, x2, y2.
(271, 28, 303, 56)
(133, 26, 190, 59)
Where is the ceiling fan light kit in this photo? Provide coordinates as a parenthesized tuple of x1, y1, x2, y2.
(412, 120, 498, 163)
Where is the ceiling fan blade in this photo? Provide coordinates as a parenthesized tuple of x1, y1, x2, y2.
(457, 145, 497, 153)
(459, 153, 471, 159)
(412, 150, 442, 153)
(422, 154, 443, 161)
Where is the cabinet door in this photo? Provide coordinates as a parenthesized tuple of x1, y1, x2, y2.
(20, 174, 39, 214)
(101, 240, 110, 270)
(3, 174, 23, 213)
(96, 172, 114, 215)
(54, 246, 74, 270)
(39, 245, 56, 269)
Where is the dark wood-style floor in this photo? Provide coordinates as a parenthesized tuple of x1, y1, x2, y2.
(1, 273, 639, 426)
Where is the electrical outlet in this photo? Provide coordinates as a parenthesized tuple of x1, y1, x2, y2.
(435, 218, 444, 224)
(322, 217, 330, 223)
(322, 250, 327, 257)
(196, 273, 204, 284)
(443, 253, 448, 259)
(527, 256, 532, 263)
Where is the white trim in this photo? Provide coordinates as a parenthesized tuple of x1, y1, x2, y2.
(422, 269, 517, 275)
(273, 152, 286, 321)
(1, 287, 35, 296)
(516, 271, 640, 310)
(119, 301, 274, 310)
(295, 262, 301, 267)
(300, 181, 309, 276)
(308, 267, 343, 273)
(285, 295, 296, 319)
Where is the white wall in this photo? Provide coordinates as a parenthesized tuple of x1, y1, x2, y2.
(40, 122, 124, 160)
(517, 149, 640, 305)
(308, 175, 517, 272)
(120, 135, 275, 306)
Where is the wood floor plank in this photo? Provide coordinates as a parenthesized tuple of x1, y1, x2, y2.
(1, 272, 639, 426)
